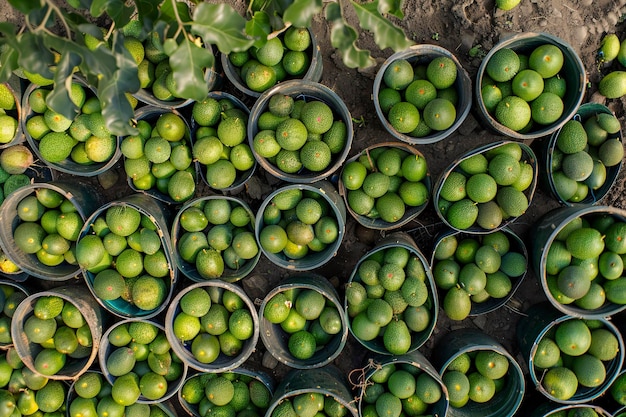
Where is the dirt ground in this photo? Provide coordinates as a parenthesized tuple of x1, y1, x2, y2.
(6, 0, 626, 416)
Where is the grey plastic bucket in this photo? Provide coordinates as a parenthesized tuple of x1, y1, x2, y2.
(11, 285, 105, 381)
(355, 351, 449, 417)
(430, 226, 528, 316)
(475, 32, 586, 140)
(22, 79, 123, 176)
(529, 205, 626, 318)
(221, 27, 323, 99)
(125, 105, 198, 205)
(516, 302, 625, 404)
(432, 140, 538, 234)
(431, 328, 525, 417)
(0, 280, 29, 349)
(178, 366, 275, 417)
(338, 141, 432, 230)
(79, 193, 178, 320)
(0, 75, 24, 149)
(0, 180, 104, 281)
(258, 273, 349, 369)
(247, 80, 353, 184)
(191, 91, 257, 194)
(265, 365, 358, 417)
(539, 103, 623, 206)
(255, 180, 347, 271)
(98, 318, 188, 404)
(345, 232, 438, 355)
(171, 195, 261, 283)
(164, 280, 259, 373)
(530, 403, 614, 417)
(373, 44, 472, 145)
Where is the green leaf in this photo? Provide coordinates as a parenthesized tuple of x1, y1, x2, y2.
(351, 1, 413, 52)
(167, 38, 214, 101)
(0, 49, 19, 83)
(90, 0, 111, 17)
(378, 0, 405, 19)
(283, 0, 322, 28)
(7, 0, 42, 14)
(67, 0, 93, 9)
(46, 53, 82, 120)
(191, 3, 254, 54)
(326, 3, 375, 69)
(106, 1, 134, 29)
(17, 32, 56, 78)
(246, 11, 271, 49)
(135, 0, 161, 27)
(160, 0, 191, 23)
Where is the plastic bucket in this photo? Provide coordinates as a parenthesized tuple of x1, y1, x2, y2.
(0, 280, 29, 349)
(191, 91, 257, 194)
(530, 403, 614, 417)
(11, 285, 105, 381)
(430, 226, 528, 316)
(539, 103, 623, 206)
(0, 180, 104, 281)
(529, 205, 626, 318)
(431, 328, 525, 417)
(171, 195, 260, 283)
(259, 273, 349, 369)
(345, 232, 438, 355)
(0, 75, 24, 148)
(221, 27, 323, 99)
(98, 318, 188, 404)
(248, 80, 353, 183)
(338, 141, 432, 230)
(516, 302, 625, 404)
(265, 365, 358, 417)
(355, 351, 449, 417)
(124, 105, 198, 205)
(255, 180, 347, 271)
(373, 44, 472, 145)
(22, 79, 123, 176)
(79, 193, 177, 319)
(178, 367, 275, 417)
(475, 32, 586, 140)
(433, 140, 538, 233)
(164, 280, 259, 373)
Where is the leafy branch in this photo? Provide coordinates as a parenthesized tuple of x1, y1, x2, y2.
(0, 0, 413, 135)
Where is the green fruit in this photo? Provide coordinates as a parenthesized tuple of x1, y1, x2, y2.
(599, 71, 626, 99)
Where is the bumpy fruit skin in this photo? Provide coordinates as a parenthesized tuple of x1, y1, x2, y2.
(599, 71, 626, 99)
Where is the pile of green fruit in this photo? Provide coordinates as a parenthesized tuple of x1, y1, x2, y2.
(251, 92, 348, 178)
(341, 145, 430, 225)
(192, 96, 255, 191)
(121, 110, 196, 203)
(24, 82, 119, 168)
(436, 142, 535, 231)
(377, 55, 461, 137)
(175, 197, 259, 280)
(549, 112, 623, 204)
(0, 83, 19, 145)
(597, 33, 626, 99)
(12, 187, 84, 268)
(0, 283, 28, 346)
(100, 320, 184, 403)
(361, 362, 444, 417)
(179, 371, 272, 417)
(168, 285, 256, 367)
(0, 348, 68, 417)
(262, 285, 344, 363)
(21, 295, 93, 377)
(76, 204, 173, 314)
(0, 144, 37, 206)
(480, 43, 568, 132)
(610, 367, 626, 406)
(69, 370, 174, 417)
(532, 318, 620, 402)
(432, 230, 527, 321)
(442, 349, 512, 408)
(542, 212, 626, 312)
(226, 26, 314, 93)
(257, 187, 340, 263)
(270, 391, 349, 417)
(345, 243, 435, 355)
